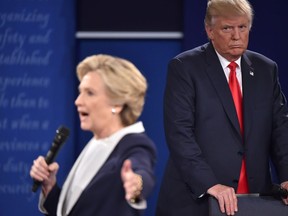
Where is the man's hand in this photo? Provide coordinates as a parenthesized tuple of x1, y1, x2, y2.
(207, 184, 238, 215)
(281, 181, 288, 205)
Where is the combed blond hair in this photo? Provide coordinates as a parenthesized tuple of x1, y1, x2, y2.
(205, 0, 254, 29)
(76, 54, 147, 126)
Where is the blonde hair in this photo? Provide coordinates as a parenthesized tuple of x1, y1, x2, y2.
(76, 54, 147, 126)
(205, 0, 254, 28)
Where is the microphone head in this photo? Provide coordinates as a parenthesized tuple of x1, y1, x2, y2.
(46, 125, 70, 163)
(55, 126, 70, 145)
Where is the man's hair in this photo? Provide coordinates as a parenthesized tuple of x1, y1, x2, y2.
(204, 0, 254, 28)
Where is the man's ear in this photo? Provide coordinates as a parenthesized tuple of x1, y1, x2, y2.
(205, 25, 214, 40)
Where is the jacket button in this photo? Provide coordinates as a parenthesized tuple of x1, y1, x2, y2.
(237, 151, 244, 156)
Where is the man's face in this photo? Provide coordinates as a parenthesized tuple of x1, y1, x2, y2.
(206, 15, 250, 61)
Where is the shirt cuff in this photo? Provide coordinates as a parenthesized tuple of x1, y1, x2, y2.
(38, 191, 49, 214)
(198, 193, 206, 198)
(128, 199, 147, 209)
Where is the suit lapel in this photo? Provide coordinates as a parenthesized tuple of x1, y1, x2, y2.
(204, 43, 242, 139)
(241, 54, 255, 143)
(57, 138, 119, 216)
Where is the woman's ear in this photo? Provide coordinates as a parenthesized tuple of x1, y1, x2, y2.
(111, 105, 123, 114)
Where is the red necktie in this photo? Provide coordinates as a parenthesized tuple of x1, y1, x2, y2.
(228, 62, 249, 194)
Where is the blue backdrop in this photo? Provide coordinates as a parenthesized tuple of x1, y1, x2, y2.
(0, 1, 287, 216)
(0, 0, 76, 215)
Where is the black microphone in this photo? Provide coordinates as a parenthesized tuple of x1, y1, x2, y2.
(32, 125, 70, 192)
(271, 184, 288, 199)
(260, 184, 288, 199)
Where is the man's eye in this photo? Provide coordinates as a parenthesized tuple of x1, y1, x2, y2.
(223, 26, 232, 32)
(239, 25, 247, 31)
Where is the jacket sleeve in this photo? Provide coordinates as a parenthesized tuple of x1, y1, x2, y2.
(42, 184, 61, 216)
(163, 58, 219, 198)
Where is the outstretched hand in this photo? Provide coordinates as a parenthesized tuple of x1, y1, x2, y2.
(121, 159, 143, 203)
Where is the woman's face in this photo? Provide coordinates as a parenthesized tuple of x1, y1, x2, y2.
(75, 72, 115, 136)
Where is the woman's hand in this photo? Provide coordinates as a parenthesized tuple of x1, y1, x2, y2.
(30, 156, 59, 196)
(121, 159, 143, 203)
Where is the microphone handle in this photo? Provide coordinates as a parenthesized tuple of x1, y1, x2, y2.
(32, 180, 42, 192)
(260, 184, 288, 199)
(31, 126, 69, 193)
(31, 149, 57, 192)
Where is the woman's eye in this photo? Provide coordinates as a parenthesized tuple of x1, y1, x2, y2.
(87, 90, 94, 96)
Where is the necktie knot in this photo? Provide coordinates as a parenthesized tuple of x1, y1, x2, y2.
(228, 61, 237, 73)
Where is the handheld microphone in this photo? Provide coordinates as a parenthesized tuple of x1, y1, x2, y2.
(271, 184, 288, 199)
(260, 184, 288, 199)
(32, 125, 70, 192)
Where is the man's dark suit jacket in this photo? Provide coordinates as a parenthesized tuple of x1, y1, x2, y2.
(43, 133, 157, 216)
(156, 42, 288, 216)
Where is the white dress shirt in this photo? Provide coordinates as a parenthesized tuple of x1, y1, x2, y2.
(215, 51, 243, 94)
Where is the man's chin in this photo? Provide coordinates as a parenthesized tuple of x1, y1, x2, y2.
(229, 49, 245, 58)
(231, 47, 245, 54)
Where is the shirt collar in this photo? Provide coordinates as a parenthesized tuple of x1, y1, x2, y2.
(95, 121, 145, 146)
(215, 50, 241, 69)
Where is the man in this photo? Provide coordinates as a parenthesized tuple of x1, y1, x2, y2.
(156, 0, 288, 215)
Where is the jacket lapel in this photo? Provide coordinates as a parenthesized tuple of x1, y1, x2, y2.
(241, 54, 255, 143)
(204, 43, 242, 140)
(57, 138, 119, 216)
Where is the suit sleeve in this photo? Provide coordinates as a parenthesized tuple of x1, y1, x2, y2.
(123, 134, 157, 200)
(270, 62, 288, 182)
(163, 58, 218, 198)
(42, 184, 61, 216)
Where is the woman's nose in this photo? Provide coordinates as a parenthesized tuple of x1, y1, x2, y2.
(75, 94, 81, 106)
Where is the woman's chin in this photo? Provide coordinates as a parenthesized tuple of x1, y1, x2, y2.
(80, 123, 90, 131)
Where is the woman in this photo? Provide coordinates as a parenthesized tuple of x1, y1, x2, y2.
(30, 54, 157, 216)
